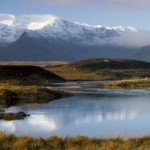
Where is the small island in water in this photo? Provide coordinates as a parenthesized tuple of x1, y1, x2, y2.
(0, 110, 29, 121)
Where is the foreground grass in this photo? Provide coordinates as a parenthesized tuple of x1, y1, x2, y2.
(0, 111, 29, 121)
(0, 134, 150, 150)
(0, 84, 71, 107)
(99, 78, 150, 89)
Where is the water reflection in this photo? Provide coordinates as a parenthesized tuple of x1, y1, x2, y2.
(1, 81, 150, 137)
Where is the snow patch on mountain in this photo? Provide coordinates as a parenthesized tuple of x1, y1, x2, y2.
(0, 14, 138, 44)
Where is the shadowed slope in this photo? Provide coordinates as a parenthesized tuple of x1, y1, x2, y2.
(0, 65, 65, 85)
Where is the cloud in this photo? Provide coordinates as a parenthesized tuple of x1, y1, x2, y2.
(85, 30, 150, 47)
(111, 31, 150, 47)
(0, 14, 58, 30)
(34, 0, 150, 10)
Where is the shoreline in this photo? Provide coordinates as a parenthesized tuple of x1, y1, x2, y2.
(0, 84, 71, 108)
(98, 78, 150, 89)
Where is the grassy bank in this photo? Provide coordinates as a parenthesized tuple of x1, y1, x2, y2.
(99, 78, 150, 89)
(0, 111, 29, 121)
(0, 65, 70, 108)
(48, 58, 150, 81)
(0, 134, 150, 150)
(0, 84, 71, 107)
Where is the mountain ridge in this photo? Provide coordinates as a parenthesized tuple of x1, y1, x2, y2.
(0, 14, 137, 44)
(0, 14, 146, 62)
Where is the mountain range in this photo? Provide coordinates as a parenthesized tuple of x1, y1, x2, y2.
(0, 14, 149, 62)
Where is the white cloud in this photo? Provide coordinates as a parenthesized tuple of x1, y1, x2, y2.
(0, 14, 58, 30)
(84, 30, 150, 47)
(0, 14, 15, 26)
(16, 14, 58, 30)
(111, 31, 150, 47)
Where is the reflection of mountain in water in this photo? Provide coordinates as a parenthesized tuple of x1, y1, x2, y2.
(50, 81, 150, 97)
(0, 96, 140, 137)
(1, 82, 150, 137)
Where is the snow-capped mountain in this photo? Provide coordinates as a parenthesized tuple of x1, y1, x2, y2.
(0, 14, 140, 61)
(0, 14, 137, 44)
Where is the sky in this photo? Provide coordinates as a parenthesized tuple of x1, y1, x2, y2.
(0, 0, 150, 30)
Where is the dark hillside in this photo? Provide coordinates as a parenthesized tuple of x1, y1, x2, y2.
(0, 65, 65, 84)
(49, 58, 150, 81)
(68, 58, 150, 71)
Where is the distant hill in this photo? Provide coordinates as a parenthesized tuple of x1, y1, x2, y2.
(49, 58, 150, 81)
(131, 45, 150, 62)
(0, 65, 65, 84)
(67, 58, 150, 71)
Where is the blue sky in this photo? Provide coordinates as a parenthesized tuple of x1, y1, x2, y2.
(0, 0, 150, 30)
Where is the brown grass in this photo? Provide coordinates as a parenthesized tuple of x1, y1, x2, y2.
(0, 134, 150, 150)
(0, 61, 68, 67)
(99, 78, 150, 89)
(48, 65, 150, 81)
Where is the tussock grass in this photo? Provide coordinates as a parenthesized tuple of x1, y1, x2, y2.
(99, 78, 150, 89)
(0, 134, 150, 150)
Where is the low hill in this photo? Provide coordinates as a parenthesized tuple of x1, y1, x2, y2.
(48, 58, 150, 81)
(66, 58, 150, 71)
(0, 65, 65, 85)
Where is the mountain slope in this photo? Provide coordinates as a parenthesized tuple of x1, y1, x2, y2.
(0, 31, 135, 61)
(0, 14, 137, 44)
(131, 45, 150, 62)
(0, 14, 138, 61)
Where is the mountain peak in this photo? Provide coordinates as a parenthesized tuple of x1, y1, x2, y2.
(0, 14, 137, 32)
(0, 14, 138, 44)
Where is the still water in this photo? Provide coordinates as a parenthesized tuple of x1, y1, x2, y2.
(1, 81, 150, 138)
